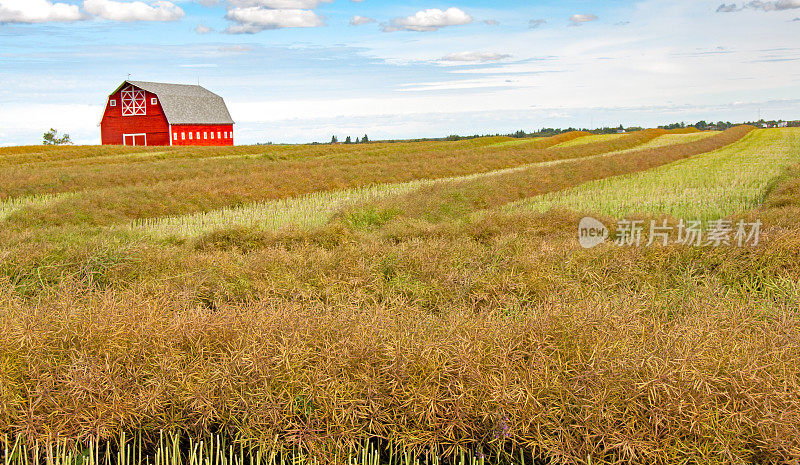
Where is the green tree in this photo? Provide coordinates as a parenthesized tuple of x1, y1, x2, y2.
(344, 136, 352, 144)
(362, 134, 369, 143)
(331, 135, 338, 144)
(43, 128, 72, 145)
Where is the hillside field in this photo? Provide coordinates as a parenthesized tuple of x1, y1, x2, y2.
(1, 127, 800, 465)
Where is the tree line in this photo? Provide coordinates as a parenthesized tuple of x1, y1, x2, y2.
(330, 134, 370, 144)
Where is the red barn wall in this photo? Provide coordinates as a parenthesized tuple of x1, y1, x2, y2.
(171, 125, 234, 147)
(100, 88, 171, 146)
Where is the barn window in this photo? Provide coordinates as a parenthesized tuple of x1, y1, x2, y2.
(109, 99, 116, 107)
(197, 132, 200, 139)
(121, 86, 146, 116)
(151, 98, 158, 105)
(204, 132, 208, 140)
(173, 133, 178, 141)
(182, 132, 186, 140)
(189, 132, 192, 140)
(211, 132, 215, 140)
(217, 132, 221, 139)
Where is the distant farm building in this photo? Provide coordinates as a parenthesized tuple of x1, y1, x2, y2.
(101, 81, 234, 147)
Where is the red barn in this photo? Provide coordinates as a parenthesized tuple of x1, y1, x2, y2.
(101, 80, 235, 147)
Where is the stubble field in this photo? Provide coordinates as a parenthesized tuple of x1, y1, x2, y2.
(1, 126, 799, 465)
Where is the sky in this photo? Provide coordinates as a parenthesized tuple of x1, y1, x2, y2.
(0, 0, 799, 146)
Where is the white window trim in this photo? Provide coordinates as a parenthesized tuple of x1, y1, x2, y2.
(151, 98, 158, 105)
(109, 99, 116, 107)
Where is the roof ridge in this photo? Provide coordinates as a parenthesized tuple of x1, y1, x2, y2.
(127, 80, 207, 91)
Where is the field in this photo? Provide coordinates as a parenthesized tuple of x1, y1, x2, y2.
(513, 128, 798, 221)
(552, 133, 629, 147)
(2, 127, 800, 465)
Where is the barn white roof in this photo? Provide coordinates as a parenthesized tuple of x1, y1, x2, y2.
(114, 80, 235, 125)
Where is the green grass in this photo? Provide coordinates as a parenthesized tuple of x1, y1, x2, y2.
(131, 130, 713, 239)
(511, 128, 800, 220)
(131, 156, 597, 238)
(5, 131, 649, 228)
(131, 181, 435, 238)
(0, 193, 76, 221)
(486, 139, 538, 148)
(130, 126, 740, 238)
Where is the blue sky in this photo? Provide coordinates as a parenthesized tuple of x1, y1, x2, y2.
(1, 0, 799, 145)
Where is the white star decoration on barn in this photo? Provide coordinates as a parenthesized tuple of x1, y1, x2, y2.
(121, 86, 146, 116)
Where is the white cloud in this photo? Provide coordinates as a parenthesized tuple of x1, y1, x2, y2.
(746, 0, 800, 10)
(529, 19, 546, 29)
(717, 0, 800, 12)
(383, 7, 472, 32)
(441, 51, 511, 63)
(350, 15, 374, 26)
(222, 0, 329, 33)
(225, 7, 324, 33)
(483, 19, 499, 25)
(0, 0, 83, 23)
(569, 14, 598, 25)
(83, 0, 185, 22)
(218, 45, 254, 53)
(228, 0, 330, 7)
(716, 3, 741, 12)
(398, 76, 522, 92)
(195, 23, 212, 33)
